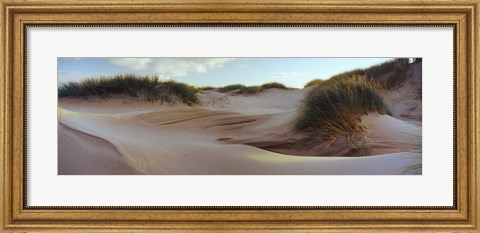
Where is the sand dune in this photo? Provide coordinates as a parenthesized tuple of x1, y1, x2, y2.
(58, 87, 421, 175)
(382, 61, 422, 125)
(58, 123, 142, 175)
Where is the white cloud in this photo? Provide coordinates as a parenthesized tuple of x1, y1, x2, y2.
(107, 58, 154, 70)
(105, 58, 237, 78)
(269, 71, 304, 79)
(234, 63, 247, 69)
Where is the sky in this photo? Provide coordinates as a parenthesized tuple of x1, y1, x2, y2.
(58, 57, 395, 88)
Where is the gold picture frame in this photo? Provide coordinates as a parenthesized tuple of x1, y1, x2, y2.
(1, 0, 479, 232)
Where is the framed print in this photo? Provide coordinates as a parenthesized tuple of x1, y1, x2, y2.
(1, 0, 479, 232)
(56, 56, 422, 176)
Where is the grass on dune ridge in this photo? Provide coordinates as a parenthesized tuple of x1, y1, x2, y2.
(330, 58, 410, 89)
(58, 75, 291, 105)
(295, 76, 391, 155)
(217, 84, 248, 93)
(260, 82, 288, 90)
(58, 74, 200, 105)
(198, 86, 216, 91)
(296, 58, 411, 155)
(218, 82, 288, 94)
(304, 58, 410, 89)
(303, 79, 325, 88)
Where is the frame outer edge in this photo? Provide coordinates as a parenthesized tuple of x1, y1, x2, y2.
(0, 0, 479, 6)
(12, 7, 23, 222)
(1, 1, 14, 231)
(0, 0, 5, 231)
(462, 2, 478, 229)
(2, 0, 480, 232)
(474, 1, 480, 231)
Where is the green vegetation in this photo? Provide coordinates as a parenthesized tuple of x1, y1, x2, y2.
(329, 58, 410, 89)
(260, 82, 287, 90)
(304, 79, 325, 88)
(303, 58, 410, 89)
(198, 86, 216, 91)
(297, 58, 413, 155)
(295, 77, 390, 155)
(218, 82, 288, 95)
(58, 75, 291, 104)
(237, 86, 261, 94)
(218, 84, 247, 93)
(58, 74, 199, 105)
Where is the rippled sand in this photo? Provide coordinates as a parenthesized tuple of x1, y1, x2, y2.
(58, 87, 421, 175)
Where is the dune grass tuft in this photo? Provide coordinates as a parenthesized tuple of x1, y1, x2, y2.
(237, 86, 261, 94)
(260, 82, 287, 90)
(218, 84, 247, 93)
(198, 86, 216, 91)
(295, 77, 390, 155)
(329, 58, 410, 89)
(58, 74, 200, 105)
(218, 84, 261, 94)
(218, 82, 288, 95)
(303, 58, 410, 89)
(304, 79, 325, 88)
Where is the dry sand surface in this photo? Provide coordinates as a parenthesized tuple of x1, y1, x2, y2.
(58, 86, 422, 175)
(382, 61, 422, 125)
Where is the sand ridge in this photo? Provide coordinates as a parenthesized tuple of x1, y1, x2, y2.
(58, 87, 422, 175)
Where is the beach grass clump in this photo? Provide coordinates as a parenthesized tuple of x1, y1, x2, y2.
(218, 84, 261, 94)
(260, 82, 287, 90)
(58, 74, 200, 105)
(156, 80, 200, 105)
(295, 77, 390, 155)
(329, 58, 410, 89)
(218, 82, 288, 95)
(198, 86, 216, 91)
(304, 79, 325, 88)
(237, 86, 261, 94)
(218, 84, 247, 93)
